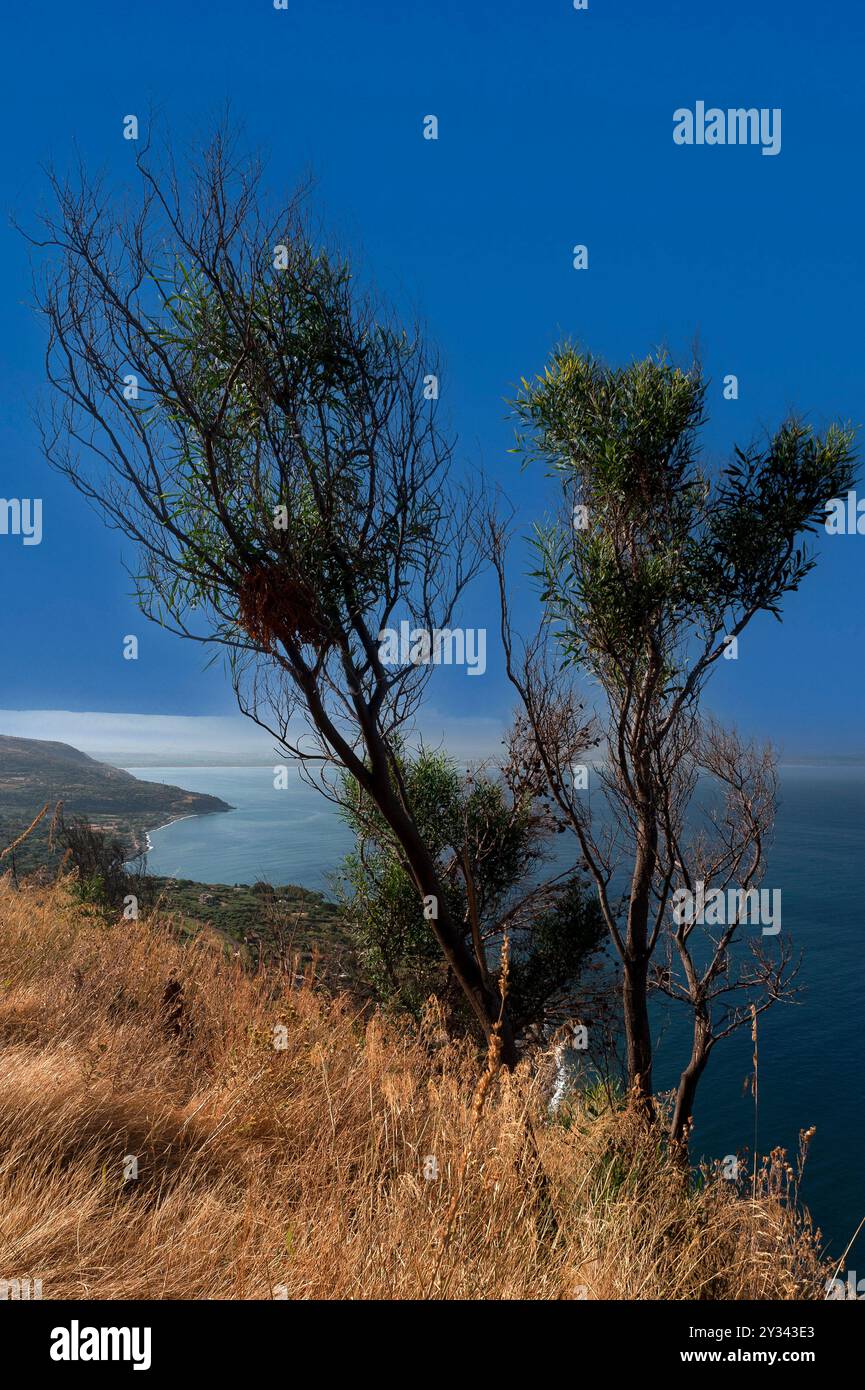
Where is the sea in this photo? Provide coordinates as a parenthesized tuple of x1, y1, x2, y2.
(128, 762, 864, 1264)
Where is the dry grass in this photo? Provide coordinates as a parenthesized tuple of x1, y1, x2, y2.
(0, 877, 829, 1300)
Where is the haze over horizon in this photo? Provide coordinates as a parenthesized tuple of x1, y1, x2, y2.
(0, 708, 862, 770)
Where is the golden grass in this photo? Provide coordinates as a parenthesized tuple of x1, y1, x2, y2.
(0, 876, 828, 1300)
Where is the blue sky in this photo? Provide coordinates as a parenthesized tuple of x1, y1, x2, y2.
(0, 0, 862, 762)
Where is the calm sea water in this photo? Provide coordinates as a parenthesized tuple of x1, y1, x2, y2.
(128, 765, 356, 895)
(129, 763, 864, 1262)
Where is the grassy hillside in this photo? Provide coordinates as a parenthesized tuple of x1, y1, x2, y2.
(148, 876, 359, 987)
(0, 875, 830, 1300)
(0, 734, 232, 873)
(0, 734, 357, 983)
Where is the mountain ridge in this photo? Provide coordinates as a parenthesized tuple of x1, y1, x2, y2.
(0, 733, 233, 871)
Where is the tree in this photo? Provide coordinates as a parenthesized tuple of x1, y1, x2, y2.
(658, 721, 798, 1143)
(494, 346, 856, 1134)
(60, 815, 148, 910)
(340, 747, 608, 1043)
(27, 127, 516, 1060)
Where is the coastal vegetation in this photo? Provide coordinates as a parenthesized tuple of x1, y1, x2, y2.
(493, 349, 855, 1140)
(29, 130, 520, 1060)
(340, 748, 610, 1044)
(0, 874, 829, 1300)
(10, 121, 858, 1298)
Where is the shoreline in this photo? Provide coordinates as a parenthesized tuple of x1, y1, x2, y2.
(127, 806, 233, 864)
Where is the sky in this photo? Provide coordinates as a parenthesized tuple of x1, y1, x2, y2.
(0, 0, 862, 764)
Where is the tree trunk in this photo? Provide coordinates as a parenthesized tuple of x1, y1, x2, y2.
(373, 773, 519, 1068)
(670, 1016, 711, 1146)
(623, 951, 654, 1115)
(296, 660, 519, 1068)
(623, 795, 657, 1116)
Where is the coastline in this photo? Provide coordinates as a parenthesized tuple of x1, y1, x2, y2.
(128, 806, 234, 863)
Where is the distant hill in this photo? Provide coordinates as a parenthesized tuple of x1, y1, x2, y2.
(0, 736, 355, 982)
(0, 734, 232, 871)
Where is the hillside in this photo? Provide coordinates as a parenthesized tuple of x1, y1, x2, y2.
(0, 734, 232, 872)
(149, 876, 359, 987)
(0, 735, 356, 978)
(0, 874, 830, 1300)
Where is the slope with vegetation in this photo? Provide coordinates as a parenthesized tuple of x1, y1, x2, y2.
(0, 875, 829, 1300)
(0, 735, 357, 978)
(0, 734, 232, 875)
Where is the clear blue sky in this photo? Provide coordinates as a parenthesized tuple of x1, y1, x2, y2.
(1, 0, 862, 760)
